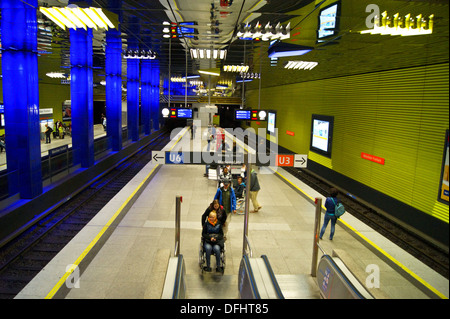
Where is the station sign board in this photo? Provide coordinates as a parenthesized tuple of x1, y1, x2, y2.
(152, 151, 307, 167)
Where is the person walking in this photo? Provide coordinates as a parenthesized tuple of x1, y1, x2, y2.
(319, 188, 340, 240)
(249, 168, 262, 213)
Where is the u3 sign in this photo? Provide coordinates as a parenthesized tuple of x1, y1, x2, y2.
(276, 154, 307, 168)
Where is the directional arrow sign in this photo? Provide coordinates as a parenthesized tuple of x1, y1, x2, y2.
(152, 151, 165, 164)
(294, 154, 308, 168)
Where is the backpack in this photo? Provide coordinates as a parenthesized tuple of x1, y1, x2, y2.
(331, 198, 345, 217)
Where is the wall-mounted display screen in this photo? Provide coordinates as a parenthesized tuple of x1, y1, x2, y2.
(235, 110, 251, 120)
(438, 129, 449, 204)
(317, 1, 340, 41)
(235, 109, 268, 121)
(268, 111, 276, 134)
(177, 108, 193, 119)
(162, 107, 193, 119)
(310, 114, 334, 157)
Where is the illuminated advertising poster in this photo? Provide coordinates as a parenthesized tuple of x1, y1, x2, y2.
(310, 114, 333, 157)
(268, 112, 276, 134)
(312, 119, 330, 152)
(439, 130, 449, 203)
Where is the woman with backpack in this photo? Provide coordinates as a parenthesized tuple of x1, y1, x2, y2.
(319, 188, 341, 240)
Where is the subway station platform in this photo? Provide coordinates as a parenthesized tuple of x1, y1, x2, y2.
(0, 124, 109, 171)
(15, 127, 449, 299)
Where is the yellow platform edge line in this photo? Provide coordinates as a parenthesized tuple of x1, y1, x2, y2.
(226, 129, 447, 299)
(45, 128, 187, 299)
(275, 170, 448, 300)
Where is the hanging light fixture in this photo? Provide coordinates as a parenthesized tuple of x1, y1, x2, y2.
(284, 61, 318, 70)
(190, 48, 227, 60)
(39, 5, 117, 30)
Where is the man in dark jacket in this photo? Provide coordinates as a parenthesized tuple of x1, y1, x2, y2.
(250, 168, 261, 212)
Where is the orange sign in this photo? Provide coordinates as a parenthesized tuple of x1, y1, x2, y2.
(361, 152, 385, 165)
(286, 130, 295, 136)
(276, 154, 294, 166)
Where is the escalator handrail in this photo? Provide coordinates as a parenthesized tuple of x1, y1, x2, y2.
(261, 255, 285, 299)
(242, 254, 261, 299)
(320, 254, 372, 299)
(172, 254, 185, 299)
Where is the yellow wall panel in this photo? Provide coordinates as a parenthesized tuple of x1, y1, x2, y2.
(247, 63, 449, 223)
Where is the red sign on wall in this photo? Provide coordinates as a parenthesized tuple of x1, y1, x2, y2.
(361, 152, 385, 165)
(276, 155, 294, 166)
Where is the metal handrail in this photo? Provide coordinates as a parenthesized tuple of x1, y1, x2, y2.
(261, 255, 285, 299)
(244, 234, 253, 257)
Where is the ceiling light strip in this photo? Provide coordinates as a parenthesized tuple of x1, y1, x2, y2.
(284, 61, 318, 70)
(190, 48, 227, 60)
(39, 6, 116, 30)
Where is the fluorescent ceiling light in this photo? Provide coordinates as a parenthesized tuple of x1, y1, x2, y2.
(190, 48, 227, 60)
(223, 65, 249, 73)
(360, 12, 433, 36)
(285, 61, 318, 70)
(39, 6, 117, 30)
(46, 71, 67, 78)
(198, 68, 221, 76)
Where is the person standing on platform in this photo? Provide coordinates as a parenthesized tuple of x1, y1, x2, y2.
(319, 188, 339, 240)
(44, 124, 52, 144)
(214, 179, 236, 238)
(59, 123, 64, 139)
(249, 168, 262, 213)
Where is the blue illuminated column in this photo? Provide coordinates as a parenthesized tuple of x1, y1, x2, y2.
(105, 0, 122, 151)
(105, 29, 123, 151)
(1, 0, 43, 199)
(70, 0, 94, 168)
(127, 17, 140, 142)
(141, 59, 152, 135)
(150, 60, 160, 131)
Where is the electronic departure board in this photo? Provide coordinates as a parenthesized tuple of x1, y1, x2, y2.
(235, 110, 251, 120)
(161, 107, 193, 119)
(177, 108, 193, 119)
(234, 109, 268, 121)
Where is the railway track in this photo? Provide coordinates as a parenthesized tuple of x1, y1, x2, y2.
(239, 132, 449, 280)
(284, 166, 449, 280)
(0, 131, 171, 299)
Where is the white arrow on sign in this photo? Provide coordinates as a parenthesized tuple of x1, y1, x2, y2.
(294, 154, 308, 168)
(152, 151, 165, 164)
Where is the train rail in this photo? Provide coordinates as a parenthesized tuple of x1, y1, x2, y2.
(0, 131, 171, 299)
(239, 133, 449, 280)
(283, 167, 449, 280)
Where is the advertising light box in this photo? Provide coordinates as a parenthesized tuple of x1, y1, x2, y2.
(310, 114, 334, 157)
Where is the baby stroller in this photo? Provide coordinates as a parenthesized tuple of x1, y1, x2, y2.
(235, 188, 246, 215)
(198, 237, 226, 274)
